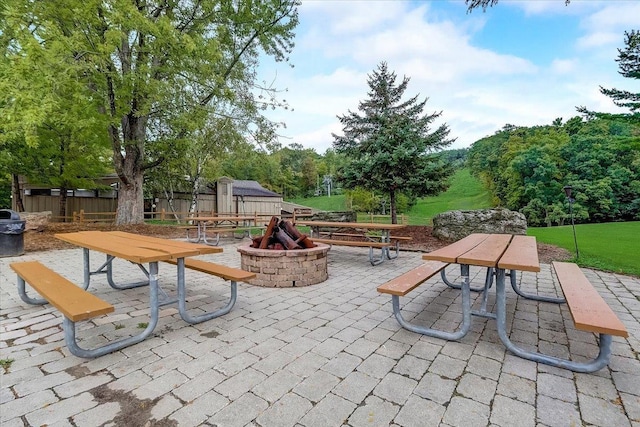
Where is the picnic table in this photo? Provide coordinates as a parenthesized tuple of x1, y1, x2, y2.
(377, 233, 628, 372)
(185, 215, 261, 245)
(11, 231, 255, 358)
(296, 220, 408, 265)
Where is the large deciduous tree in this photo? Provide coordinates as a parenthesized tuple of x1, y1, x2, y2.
(1, 0, 298, 224)
(0, 17, 112, 218)
(332, 62, 454, 224)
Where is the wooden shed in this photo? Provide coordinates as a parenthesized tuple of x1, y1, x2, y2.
(153, 177, 283, 217)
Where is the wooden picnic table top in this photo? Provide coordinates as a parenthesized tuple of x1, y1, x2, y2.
(295, 221, 407, 231)
(55, 231, 222, 264)
(423, 233, 540, 272)
(190, 216, 258, 223)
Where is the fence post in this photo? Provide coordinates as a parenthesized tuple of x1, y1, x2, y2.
(161, 209, 166, 221)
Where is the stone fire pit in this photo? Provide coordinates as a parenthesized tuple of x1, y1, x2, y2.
(237, 242, 330, 287)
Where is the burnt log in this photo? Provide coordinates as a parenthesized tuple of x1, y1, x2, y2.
(280, 220, 315, 248)
(251, 236, 263, 248)
(274, 227, 302, 250)
(260, 216, 279, 249)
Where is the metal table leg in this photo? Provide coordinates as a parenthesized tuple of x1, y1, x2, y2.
(63, 262, 161, 358)
(390, 265, 472, 340)
(175, 258, 237, 324)
(494, 269, 611, 373)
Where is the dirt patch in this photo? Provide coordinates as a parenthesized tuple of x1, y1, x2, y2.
(91, 384, 178, 427)
(23, 222, 571, 264)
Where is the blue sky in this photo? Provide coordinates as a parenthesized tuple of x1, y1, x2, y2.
(258, 0, 639, 153)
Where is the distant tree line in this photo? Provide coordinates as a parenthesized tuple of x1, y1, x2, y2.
(468, 29, 640, 227)
(467, 118, 640, 226)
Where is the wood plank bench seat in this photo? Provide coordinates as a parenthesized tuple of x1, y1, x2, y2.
(182, 225, 264, 245)
(318, 232, 371, 238)
(164, 258, 256, 283)
(9, 261, 140, 358)
(390, 236, 412, 241)
(552, 261, 628, 338)
(377, 260, 449, 296)
(495, 261, 629, 372)
(311, 237, 392, 249)
(311, 238, 394, 266)
(11, 261, 114, 321)
(317, 232, 412, 242)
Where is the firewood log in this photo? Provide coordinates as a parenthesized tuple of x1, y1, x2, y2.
(260, 216, 279, 249)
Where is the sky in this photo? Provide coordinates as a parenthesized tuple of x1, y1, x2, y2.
(257, 0, 639, 154)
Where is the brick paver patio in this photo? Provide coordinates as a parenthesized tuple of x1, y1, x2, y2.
(1, 239, 639, 426)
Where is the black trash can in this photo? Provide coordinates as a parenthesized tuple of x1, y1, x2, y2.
(0, 209, 26, 257)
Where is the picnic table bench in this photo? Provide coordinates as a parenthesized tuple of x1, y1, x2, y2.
(163, 258, 255, 323)
(11, 231, 254, 358)
(183, 215, 264, 245)
(297, 220, 408, 266)
(181, 225, 264, 246)
(552, 261, 627, 338)
(377, 234, 629, 372)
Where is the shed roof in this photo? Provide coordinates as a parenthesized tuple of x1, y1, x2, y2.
(232, 180, 281, 198)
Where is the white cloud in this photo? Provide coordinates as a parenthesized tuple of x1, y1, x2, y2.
(550, 58, 577, 74)
(576, 31, 623, 50)
(258, 1, 634, 153)
(583, 2, 640, 29)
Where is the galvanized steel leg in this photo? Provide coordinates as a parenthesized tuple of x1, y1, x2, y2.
(479, 268, 493, 314)
(441, 267, 486, 292)
(385, 241, 400, 260)
(62, 262, 160, 358)
(16, 276, 47, 305)
(202, 230, 221, 246)
(185, 225, 200, 243)
(508, 269, 566, 303)
(369, 246, 385, 266)
(105, 255, 149, 290)
(176, 258, 237, 324)
(390, 264, 472, 340)
(495, 269, 611, 373)
(82, 250, 147, 290)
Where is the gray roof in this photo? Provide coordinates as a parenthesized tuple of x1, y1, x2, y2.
(232, 180, 281, 198)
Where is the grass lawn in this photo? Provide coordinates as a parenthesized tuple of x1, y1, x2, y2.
(288, 168, 494, 225)
(288, 194, 348, 212)
(528, 221, 640, 277)
(288, 170, 638, 276)
(406, 168, 493, 225)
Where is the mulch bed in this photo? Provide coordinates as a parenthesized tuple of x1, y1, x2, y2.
(23, 223, 571, 264)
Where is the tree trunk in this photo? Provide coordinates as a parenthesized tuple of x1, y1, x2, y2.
(390, 190, 397, 224)
(116, 171, 145, 224)
(59, 186, 68, 223)
(112, 112, 148, 225)
(11, 174, 24, 212)
(163, 187, 181, 223)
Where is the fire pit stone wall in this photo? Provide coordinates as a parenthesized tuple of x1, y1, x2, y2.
(238, 243, 330, 287)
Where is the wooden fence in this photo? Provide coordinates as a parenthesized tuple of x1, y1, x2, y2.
(69, 209, 313, 225)
(69, 209, 405, 224)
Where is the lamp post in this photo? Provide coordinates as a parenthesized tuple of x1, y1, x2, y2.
(563, 185, 579, 258)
